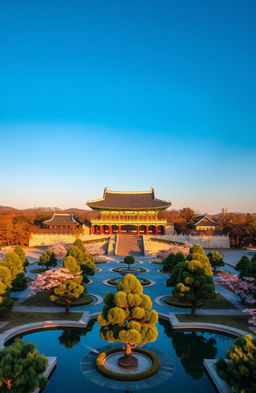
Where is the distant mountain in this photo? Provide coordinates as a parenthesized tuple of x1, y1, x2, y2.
(0, 206, 16, 211)
(0, 206, 91, 214)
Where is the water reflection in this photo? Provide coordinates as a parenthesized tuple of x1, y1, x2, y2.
(160, 319, 217, 379)
(58, 319, 96, 349)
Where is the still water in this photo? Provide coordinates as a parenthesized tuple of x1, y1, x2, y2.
(9, 319, 233, 393)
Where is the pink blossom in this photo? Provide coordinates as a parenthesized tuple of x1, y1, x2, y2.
(218, 271, 256, 304)
(48, 242, 69, 259)
(85, 243, 104, 256)
(157, 242, 192, 259)
(29, 267, 81, 295)
(243, 308, 256, 326)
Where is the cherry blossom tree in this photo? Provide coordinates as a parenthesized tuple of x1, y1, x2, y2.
(218, 271, 256, 305)
(243, 308, 256, 326)
(49, 242, 69, 259)
(157, 242, 192, 259)
(29, 267, 84, 314)
(85, 243, 104, 256)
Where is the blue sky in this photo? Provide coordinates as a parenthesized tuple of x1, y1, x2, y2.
(0, 1, 255, 213)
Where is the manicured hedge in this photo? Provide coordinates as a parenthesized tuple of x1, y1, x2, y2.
(96, 347, 160, 381)
(112, 267, 147, 273)
(107, 277, 151, 287)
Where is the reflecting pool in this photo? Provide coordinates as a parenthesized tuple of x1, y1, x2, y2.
(8, 319, 233, 393)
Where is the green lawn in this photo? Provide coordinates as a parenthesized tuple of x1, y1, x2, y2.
(176, 314, 252, 333)
(29, 268, 46, 274)
(22, 291, 93, 307)
(0, 311, 83, 333)
(164, 293, 236, 309)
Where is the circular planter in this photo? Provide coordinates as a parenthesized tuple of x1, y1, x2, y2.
(96, 347, 160, 381)
(106, 277, 152, 287)
(111, 267, 148, 276)
(163, 295, 204, 308)
(117, 260, 142, 264)
(53, 294, 94, 307)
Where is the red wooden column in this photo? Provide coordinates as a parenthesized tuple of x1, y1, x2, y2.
(162, 226, 166, 235)
(155, 226, 158, 235)
(109, 225, 113, 235)
(118, 225, 121, 234)
(136, 226, 140, 235)
(145, 226, 149, 235)
(100, 225, 103, 235)
(91, 225, 95, 234)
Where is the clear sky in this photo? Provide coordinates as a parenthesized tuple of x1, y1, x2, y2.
(0, 0, 255, 213)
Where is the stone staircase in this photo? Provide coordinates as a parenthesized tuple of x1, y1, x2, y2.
(115, 235, 144, 256)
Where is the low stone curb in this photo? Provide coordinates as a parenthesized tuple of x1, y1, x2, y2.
(80, 344, 174, 390)
(0, 321, 9, 329)
(204, 359, 231, 393)
(102, 278, 155, 288)
(168, 314, 249, 337)
(33, 357, 57, 393)
(0, 311, 90, 348)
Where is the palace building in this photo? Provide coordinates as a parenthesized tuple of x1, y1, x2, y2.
(87, 188, 171, 235)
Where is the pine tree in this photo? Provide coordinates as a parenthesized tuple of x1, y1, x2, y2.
(216, 335, 256, 393)
(123, 255, 135, 270)
(63, 255, 81, 274)
(0, 339, 48, 393)
(38, 251, 57, 269)
(97, 274, 158, 367)
(0, 252, 24, 280)
(207, 251, 224, 272)
(13, 245, 29, 266)
(173, 260, 216, 315)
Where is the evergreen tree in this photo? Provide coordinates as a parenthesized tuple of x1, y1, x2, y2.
(187, 244, 213, 276)
(123, 255, 135, 270)
(73, 239, 86, 252)
(11, 273, 27, 291)
(30, 267, 85, 315)
(216, 335, 256, 393)
(66, 245, 96, 280)
(50, 278, 84, 314)
(13, 245, 29, 266)
(180, 207, 197, 228)
(0, 252, 24, 280)
(173, 260, 216, 315)
(97, 274, 158, 367)
(235, 255, 256, 278)
(63, 255, 81, 274)
(38, 250, 57, 270)
(207, 251, 224, 272)
(0, 339, 48, 393)
(163, 252, 186, 273)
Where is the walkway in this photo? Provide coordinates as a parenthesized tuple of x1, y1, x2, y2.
(116, 234, 144, 256)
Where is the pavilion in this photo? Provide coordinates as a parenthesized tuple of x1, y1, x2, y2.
(87, 188, 171, 235)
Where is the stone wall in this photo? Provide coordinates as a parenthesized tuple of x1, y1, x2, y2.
(29, 232, 109, 247)
(143, 234, 230, 255)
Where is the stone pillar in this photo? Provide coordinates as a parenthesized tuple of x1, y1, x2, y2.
(136, 226, 140, 235)
(145, 226, 149, 235)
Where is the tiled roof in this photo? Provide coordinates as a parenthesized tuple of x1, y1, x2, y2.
(194, 215, 217, 226)
(87, 188, 171, 210)
(43, 213, 80, 226)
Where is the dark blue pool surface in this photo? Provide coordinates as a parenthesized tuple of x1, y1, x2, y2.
(10, 319, 233, 393)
